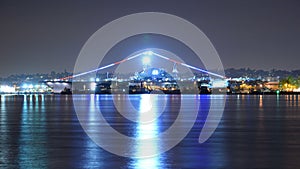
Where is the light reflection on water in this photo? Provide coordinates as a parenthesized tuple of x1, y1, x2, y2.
(133, 95, 162, 169)
(19, 95, 47, 168)
(0, 94, 300, 168)
(0, 95, 7, 166)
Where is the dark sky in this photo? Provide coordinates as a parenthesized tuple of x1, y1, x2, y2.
(0, 0, 300, 77)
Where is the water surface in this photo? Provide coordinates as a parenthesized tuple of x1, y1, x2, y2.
(0, 94, 300, 168)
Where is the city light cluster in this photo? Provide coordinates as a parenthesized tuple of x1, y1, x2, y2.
(279, 76, 300, 92)
(0, 83, 51, 93)
(0, 85, 15, 93)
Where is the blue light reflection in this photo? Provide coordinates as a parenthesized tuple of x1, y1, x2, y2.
(133, 94, 163, 169)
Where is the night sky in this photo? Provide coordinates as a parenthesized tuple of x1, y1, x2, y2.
(0, 0, 300, 77)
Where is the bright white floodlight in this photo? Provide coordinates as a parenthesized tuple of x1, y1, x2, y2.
(142, 56, 151, 65)
(142, 50, 153, 65)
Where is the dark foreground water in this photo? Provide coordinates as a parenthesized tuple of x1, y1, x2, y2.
(1, 94, 300, 169)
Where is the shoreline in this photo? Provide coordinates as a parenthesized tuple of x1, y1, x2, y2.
(1, 92, 300, 95)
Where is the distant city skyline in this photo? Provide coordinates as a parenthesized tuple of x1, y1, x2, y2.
(0, 0, 300, 77)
